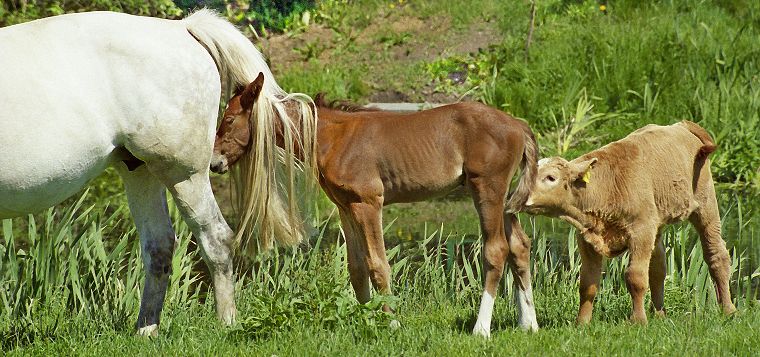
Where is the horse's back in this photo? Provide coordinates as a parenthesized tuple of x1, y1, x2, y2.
(0, 12, 221, 217)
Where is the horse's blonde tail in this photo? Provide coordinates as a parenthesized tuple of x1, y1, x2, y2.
(184, 9, 318, 254)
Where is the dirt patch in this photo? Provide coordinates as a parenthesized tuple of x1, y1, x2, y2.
(258, 9, 503, 103)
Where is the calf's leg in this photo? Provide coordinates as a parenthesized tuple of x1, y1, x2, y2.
(649, 237, 666, 317)
(577, 237, 602, 325)
(689, 179, 735, 314)
(626, 226, 656, 324)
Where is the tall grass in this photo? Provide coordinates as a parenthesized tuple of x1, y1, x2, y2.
(3, 189, 756, 350)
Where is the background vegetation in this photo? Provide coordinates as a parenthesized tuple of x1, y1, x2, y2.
(1, 0, 758, 355)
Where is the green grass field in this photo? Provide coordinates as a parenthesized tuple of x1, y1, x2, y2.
(2, 0, 760, 355)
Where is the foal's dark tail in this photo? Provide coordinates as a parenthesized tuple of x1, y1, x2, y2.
(506, 122, 538, 213)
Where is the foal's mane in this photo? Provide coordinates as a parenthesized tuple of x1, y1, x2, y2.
(314, 93, 382, 113)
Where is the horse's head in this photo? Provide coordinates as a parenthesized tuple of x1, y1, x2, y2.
(210, 72, 264, 174)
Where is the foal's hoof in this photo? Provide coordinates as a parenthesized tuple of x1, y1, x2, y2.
(653, 310, 666, 318)
(628, 315, 648, 325)
(137, 324, 159, 337)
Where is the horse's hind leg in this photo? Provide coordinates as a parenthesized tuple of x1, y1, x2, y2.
(163, 171, 237, 325)
(689, 175, 735, 314)
(468, 176, 509, 338)
(505, 213, 538, 331)
(119, 165, 176, 337)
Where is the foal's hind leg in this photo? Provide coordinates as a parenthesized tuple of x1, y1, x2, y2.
(505, 213, 538, 331)
(469, 176, 510, 338)
(160, 171, 237, 325)
(119, 165, 176, 337)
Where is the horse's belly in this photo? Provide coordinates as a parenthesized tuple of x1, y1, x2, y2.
(0, 151, 115, 218)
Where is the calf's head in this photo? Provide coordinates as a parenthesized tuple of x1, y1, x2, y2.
(524, 156, 597, 216)
(210, 72, 264, 174)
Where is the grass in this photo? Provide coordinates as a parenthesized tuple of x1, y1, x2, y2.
(2, 0, 759, 355)
(2, 191, 758, 354)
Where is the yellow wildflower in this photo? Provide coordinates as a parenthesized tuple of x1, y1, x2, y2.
(600, 4, 607, 11)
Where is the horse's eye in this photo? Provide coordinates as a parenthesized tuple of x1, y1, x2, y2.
(545, 175, 556, 182)
(224, 116, 234, 123)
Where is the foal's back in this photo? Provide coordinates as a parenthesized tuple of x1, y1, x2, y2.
(317, 102, 528, 205)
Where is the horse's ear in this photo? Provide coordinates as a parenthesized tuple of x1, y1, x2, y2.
(240, 73, 265, 110)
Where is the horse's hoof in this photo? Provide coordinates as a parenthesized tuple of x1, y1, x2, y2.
(519, 320, 539, 332)
(389, 319, 401, 330)
(137, 324, 159, 337)
(472, 325, 491, 339)
(653, 310, 666, 318)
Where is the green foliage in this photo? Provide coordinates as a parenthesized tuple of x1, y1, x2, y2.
(0, 192, 201, 349)
(425, 0, 760, 184)
(216, 0, 315, 35)
(0, 0, 182, 26)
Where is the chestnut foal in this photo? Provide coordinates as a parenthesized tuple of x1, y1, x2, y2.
(212, 74, 540, 337)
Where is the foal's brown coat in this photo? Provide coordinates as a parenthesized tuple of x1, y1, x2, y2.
(213, 76, 539, 334)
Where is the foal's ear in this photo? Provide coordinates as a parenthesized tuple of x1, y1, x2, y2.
(240, 72, 265, 110)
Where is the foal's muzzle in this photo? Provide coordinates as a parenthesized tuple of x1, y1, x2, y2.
(210, 154, 229, 174)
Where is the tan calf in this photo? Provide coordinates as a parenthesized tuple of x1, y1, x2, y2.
(524, 121, 736, 324)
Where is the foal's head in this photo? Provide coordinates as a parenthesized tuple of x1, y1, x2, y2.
(210, 73, 264, 174)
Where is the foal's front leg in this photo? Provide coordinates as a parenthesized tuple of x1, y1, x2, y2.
(348, 199, 393, 311)
(339, 209, 371, 303)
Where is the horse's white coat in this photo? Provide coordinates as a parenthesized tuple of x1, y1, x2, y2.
(0, 10, 288, 335)
(472, 291, 495, 338)
(0, 11, 218, 217)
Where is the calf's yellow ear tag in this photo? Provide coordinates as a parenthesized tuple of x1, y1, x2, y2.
(582, 169, 592, 184)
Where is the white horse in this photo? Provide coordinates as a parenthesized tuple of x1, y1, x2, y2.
(0, 10, 317, 336)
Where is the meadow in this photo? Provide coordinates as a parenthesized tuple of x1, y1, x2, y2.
(2, 0, 759, 355)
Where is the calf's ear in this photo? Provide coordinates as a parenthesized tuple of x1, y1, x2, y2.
(572, 158, 598, 183)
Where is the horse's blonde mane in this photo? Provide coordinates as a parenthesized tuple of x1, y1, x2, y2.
(184, 9, 318, 253)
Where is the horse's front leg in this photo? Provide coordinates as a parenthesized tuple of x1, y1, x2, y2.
(165, 171, 237, 326)
(119, 165, 177, 337)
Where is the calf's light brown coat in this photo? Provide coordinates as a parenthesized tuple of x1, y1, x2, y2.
(525, 121, 736, 324)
